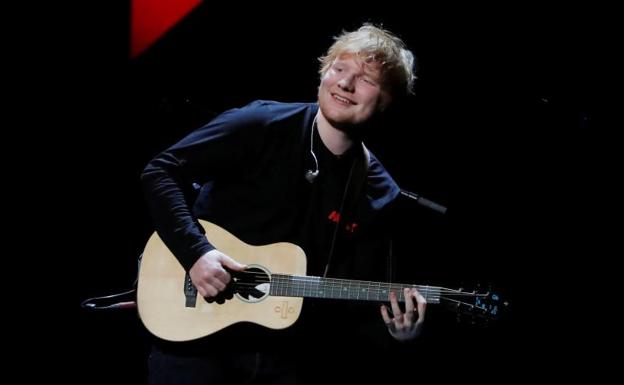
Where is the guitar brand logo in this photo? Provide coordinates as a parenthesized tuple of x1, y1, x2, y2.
(274, 301, 295, 319)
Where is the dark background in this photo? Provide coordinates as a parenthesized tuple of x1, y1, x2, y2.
(59, 2, 602, 383)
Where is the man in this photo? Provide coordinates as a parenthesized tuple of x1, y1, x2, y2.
(142, 24, 426, 385)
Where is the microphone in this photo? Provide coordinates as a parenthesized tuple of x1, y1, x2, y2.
(305, 169, 319, 183)
(400, 189, 447, 214)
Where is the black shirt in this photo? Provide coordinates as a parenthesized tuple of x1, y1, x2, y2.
(141, 100, 402, 352)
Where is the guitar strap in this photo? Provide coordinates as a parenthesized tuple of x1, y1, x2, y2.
(322, 142, 370, 277)
(80, 255, 140, 310)
(342, 142, 370, 226)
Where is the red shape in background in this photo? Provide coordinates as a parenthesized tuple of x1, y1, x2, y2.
(131, 0, 202, 58)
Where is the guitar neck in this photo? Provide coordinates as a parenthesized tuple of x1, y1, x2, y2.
(269, 274, 441, 304)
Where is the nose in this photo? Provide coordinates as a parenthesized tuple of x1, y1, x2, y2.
(337, 74, 355, 92)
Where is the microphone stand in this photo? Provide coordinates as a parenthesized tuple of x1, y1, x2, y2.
(399, 189, 447, 215)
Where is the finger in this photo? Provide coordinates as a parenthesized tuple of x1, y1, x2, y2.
(404, 287, 415, 314)
(390, 291, 402, 319)
(204, 285, 218, 298)
(220, 254, 247, 271)
(380, 304, 393, 325)
(206, 267, 229, 289)
(413, 288, 427, 322)
(209, 275, 227, 291)
(196, 285, 207, 298)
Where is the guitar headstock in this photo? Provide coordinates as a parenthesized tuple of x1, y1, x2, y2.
(440, 285, 509, 325)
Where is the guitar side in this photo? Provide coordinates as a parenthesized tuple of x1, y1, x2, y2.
(137, 220, 307, 341)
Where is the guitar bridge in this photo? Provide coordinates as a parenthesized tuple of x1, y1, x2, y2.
(184, 273, 197, 307)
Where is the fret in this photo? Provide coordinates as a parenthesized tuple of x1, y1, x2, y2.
(271, 274, 277, 296)
(269, 274, 278, 296)
(294, 276, 301, 297)
(267, 274, 441, 304)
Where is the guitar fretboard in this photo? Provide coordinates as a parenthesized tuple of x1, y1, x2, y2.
(269, 274, 440, 303)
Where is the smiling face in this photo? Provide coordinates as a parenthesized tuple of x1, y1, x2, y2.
(318, 53, 391, 131)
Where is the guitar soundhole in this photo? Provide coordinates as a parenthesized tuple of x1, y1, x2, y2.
(233, 265, 270, 303)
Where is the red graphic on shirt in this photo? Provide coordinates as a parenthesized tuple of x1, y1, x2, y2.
(328, 210, 359, 234)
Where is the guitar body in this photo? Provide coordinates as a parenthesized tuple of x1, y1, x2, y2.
(137, 220, 307, 341)
(138, 221, 504, 341)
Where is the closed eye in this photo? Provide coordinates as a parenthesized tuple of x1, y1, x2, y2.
(362, 78, 376, 85)
(360, 77, 379, 86)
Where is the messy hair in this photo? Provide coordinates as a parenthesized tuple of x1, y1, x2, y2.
(319, 24, 416, 96)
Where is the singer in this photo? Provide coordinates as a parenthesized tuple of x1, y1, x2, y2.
(141, 24, 426, 385)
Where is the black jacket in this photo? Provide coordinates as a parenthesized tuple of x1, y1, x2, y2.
(141, 100, 403, 352)
(141, 100, 400, 278)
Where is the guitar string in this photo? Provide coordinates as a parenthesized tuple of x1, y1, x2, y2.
(232, 281, 480, 296)
(235, 271, 453, 289)
(232, 281, 490, 311)
(232, 282, 479, 300)
(232, 276, 479, 296)
(439, 296, 489, 309)
(223, 276, 491, 310)
(228, 285, 490, 312)
(233, 280, 451, 294)
(232, 271, 486, 295)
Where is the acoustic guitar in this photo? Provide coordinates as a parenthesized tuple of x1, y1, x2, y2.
(137, 220, 503, 341)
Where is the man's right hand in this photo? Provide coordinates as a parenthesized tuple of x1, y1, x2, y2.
(189, 249, 247, 299)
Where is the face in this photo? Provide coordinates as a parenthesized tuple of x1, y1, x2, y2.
(318, 53, 391, 130)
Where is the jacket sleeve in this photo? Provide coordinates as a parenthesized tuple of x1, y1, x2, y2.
(140, 103, 266, 271)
